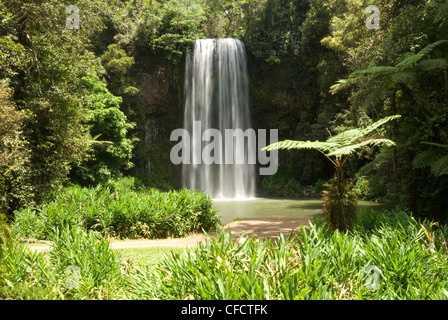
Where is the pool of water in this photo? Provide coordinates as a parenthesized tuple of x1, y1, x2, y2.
(212, 198, 390, 225)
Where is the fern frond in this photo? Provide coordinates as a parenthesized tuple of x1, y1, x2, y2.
(430, 154, 448, 176)
(262, 140, 338, 152)
(413, 141, 448, 175)
(351, 66, 397, 76)
(412, 150, 444, 170)
(329, 79, 351, 95)
(417, 58, 448, 72)
(396, 54, 424, 68)
(327, 115, 400, 145)
(415, 40, 448, 57)
(391, 70, 416, 85)
(434, 4, 448, 23)
(326, 138, 396, 157)
(421, 141, 448, 149)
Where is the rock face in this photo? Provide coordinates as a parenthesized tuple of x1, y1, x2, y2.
(133, 62, 183, 186)
(137, 65, 172, 110)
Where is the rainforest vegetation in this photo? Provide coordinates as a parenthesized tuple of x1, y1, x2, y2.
(1, 0, 448, 300)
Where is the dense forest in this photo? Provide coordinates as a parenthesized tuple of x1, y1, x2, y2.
(1, 0, 448, 223)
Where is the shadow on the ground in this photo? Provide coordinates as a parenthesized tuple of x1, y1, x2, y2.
(213, 217, 315, 243)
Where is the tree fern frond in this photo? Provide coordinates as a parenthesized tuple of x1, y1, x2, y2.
(391, 70, 416, 85)
(395, 41, 447, 69)
(415, 40, 448, 57)
(412, 150, 444, 170)
(327, 115, 400, 145)
(350, 66, 397, 76)
(262, 140, 338, 152)
(353, 115, 400, 140)
(417, 58, 448, 72)
(396, 54, 424, 68)
(358, 148, 393, 175)
(430, 154, 448, 176)
(421, 141, 448, 149)
(434, 3, 448, 23)
(329, 79, 351, 94)
(326, 138, 396, 157)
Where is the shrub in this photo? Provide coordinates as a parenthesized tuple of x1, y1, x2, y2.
(12, 182, 221, 240)
(0, 214, 12, 260)
(312, 179, 327, 197)
(261, 168, 303, 197)
(354, 177, 373, 200)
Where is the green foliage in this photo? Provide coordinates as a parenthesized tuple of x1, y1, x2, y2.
(12, 180, 222, 240)
(132, 0, 206, 62)
(156, 231, 313, 300)
(0, 224, 126, 300)
(264, 115, 399, 232)
(326, 1, 448, 219)
(264, 115, 400, 158)
(355, 207, 412, 236)
(0, 214, 12, 260)
(70, 74, 135, 186)
(0, 81, 32, 216)
(412, 142, 448, 177)
(354, 177, 372, 200)
(150, 209, 448, 300)
(48, 225, 123, 298)
(0, 0, 123, 211)
(261, 168, 303, 197)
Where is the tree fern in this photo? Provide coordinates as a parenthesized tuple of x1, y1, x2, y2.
(262, 115, 400, 232)
(417, 58, 448, 72)
(412, 142, 448, 176)
(331, 40, 448, 95)
(434, 3, 448, 23)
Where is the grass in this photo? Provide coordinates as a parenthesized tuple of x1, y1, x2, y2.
(3, 206, 448, 300)
(149, 208, 448, 300)
(116, 247, 185, 268)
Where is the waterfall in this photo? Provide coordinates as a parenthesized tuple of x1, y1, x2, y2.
(182, 38, 256, 199)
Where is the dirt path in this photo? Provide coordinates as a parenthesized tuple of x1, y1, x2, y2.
(25, 217, 314, 253)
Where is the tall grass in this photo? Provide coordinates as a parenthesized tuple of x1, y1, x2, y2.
(4, 207, 448, 300)
(143, 208, 448, 300)
(12, 180, 221, 240)
(0, 224, 127, 300)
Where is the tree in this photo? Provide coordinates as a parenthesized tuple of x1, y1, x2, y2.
(70, 74, 135, 186)
(263, 115, 400, 232)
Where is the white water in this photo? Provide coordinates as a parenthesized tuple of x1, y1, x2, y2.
(182, 38, 256, 199)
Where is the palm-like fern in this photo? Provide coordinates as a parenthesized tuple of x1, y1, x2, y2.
(330, 40, 448, 100)
(262, 115, 400, 231)
(330, 40, 448, 95)
(412, 142, 448, 176)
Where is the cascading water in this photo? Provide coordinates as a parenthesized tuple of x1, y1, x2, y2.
(182, 38, 256, 199)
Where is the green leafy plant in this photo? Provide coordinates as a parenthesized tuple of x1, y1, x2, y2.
(263, 115, 400, 232)
(0, 213, 12, 260)
(48, 225, 124, 299)
(412, 142, 448, 176)
(12, 180, 222, 240)
(149, 209, 448, 300)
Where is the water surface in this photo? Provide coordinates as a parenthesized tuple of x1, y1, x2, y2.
(213, 198, 389, 225)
